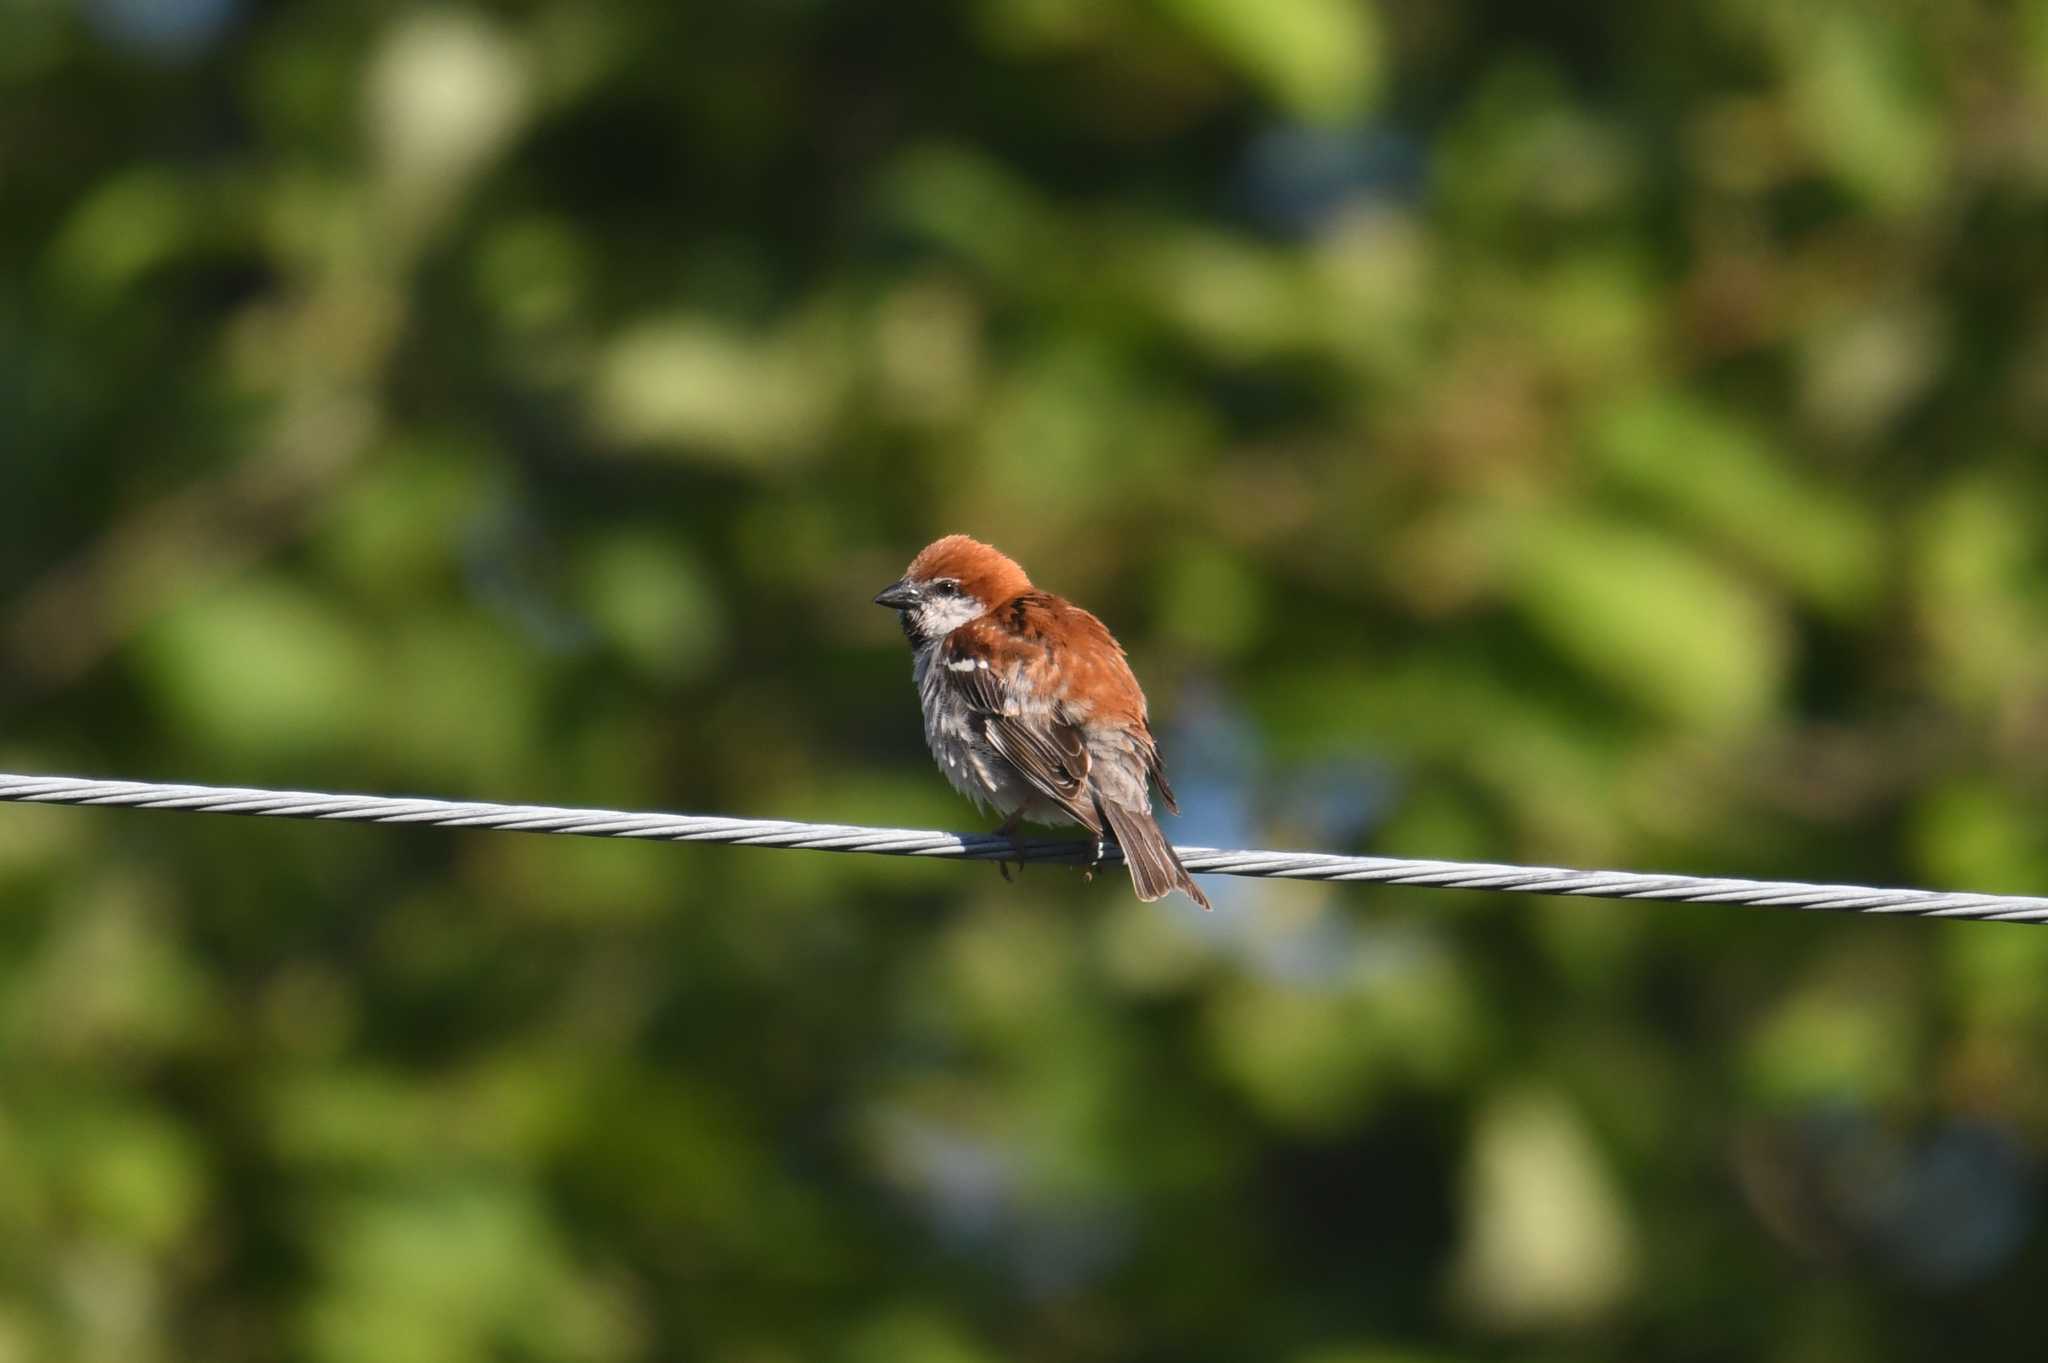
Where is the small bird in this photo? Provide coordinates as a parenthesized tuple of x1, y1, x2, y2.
(874, 535, 1211, 909)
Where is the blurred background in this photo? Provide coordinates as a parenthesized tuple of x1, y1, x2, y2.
(5, 0, 2048, 1358)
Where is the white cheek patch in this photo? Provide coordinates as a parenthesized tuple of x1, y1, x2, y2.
(913, 595, 987, 640)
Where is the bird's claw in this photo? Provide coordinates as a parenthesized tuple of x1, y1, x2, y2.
(993, 816, 1026, 884)
(1078, 834, 1105, 882)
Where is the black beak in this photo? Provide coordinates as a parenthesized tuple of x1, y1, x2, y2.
(873, 579, 920, 610)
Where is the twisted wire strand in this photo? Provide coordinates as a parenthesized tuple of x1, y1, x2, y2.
(2, 772, 2043, 923)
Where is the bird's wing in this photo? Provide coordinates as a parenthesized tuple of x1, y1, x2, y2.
(940, 610, 1101, 832)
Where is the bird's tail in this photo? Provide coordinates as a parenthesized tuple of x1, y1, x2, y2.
(1098, 799, 1211, 910)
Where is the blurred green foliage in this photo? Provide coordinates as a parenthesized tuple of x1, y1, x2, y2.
(5, 0, 2048, 1359)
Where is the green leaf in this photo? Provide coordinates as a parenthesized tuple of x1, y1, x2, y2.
(1511, 512, 1787, 731)
(1153, 0, 1380, 120)
(1590, 391, 1883, 615)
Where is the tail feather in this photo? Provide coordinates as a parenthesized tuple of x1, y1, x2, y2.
(1098, 799, 1211, 911)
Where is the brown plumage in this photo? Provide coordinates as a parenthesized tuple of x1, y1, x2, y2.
(874, 535, 1210, 910)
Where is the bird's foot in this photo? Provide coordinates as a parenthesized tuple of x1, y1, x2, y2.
(994, 813, 1026, 883)
(1078, 834, 1105, 883)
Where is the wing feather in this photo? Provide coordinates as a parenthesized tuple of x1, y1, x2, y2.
(938, 629, 1100, 831)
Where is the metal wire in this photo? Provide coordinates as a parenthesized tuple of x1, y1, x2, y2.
(1, 772, 2042, 923)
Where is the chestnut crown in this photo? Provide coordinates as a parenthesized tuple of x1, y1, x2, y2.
(873, 535, 1035, 644)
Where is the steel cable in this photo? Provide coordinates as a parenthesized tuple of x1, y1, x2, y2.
(2, 773, 2042, 923)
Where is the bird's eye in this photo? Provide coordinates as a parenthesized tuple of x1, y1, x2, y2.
(933, 580, 959, 597)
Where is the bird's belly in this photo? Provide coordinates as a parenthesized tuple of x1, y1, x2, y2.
(924, 714, 1020, 810)
(922, 712, 1077, 826)
(914, 644, 1079, 827)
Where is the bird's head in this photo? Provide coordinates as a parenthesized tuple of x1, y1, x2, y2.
(873, 534, 1032, 645)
